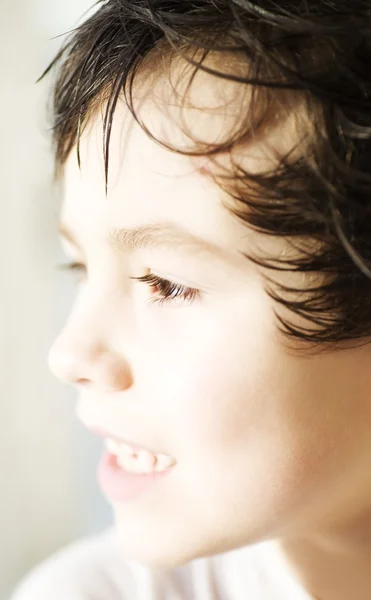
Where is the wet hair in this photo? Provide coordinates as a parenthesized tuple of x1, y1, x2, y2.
(40, 0, 371, 352)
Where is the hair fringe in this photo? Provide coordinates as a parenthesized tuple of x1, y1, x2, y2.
(40, 0, 371, 351)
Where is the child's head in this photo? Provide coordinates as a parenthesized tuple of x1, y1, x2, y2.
(46, 1, 371, 569)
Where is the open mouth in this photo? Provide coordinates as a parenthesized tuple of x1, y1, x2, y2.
(105, 437, 176, 474)
(96, 448, 175, 503)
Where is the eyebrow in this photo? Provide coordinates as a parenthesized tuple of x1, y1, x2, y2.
(58, 221, 230, 261)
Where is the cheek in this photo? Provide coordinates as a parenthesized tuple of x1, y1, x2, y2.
(156, 317, 345, 524)
(157, 299, 281, 472)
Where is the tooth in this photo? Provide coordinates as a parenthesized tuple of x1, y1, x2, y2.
(119, 442, 137, 458)
(154, 453, 176, 472)
(137, 449, 156, 472)
(113, 442, 176, 475)
(117, 452, 153, 474)
(117, 453, 139, 472)
(106, 438, 120, 454)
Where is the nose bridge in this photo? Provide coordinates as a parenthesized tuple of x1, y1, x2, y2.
(48, 286, 133, 389)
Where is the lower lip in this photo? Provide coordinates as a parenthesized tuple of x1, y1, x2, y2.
(97, 450, 174, 503)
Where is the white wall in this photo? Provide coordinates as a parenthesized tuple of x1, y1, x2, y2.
(0, 2, 111, 598)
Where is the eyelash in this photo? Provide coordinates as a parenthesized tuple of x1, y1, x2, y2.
(57, 262, 200, 306)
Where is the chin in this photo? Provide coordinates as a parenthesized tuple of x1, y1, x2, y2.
(112, 524, 206, 570)
(116, 538, 193, 569)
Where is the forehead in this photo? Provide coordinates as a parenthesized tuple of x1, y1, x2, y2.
(68, 51, 305, 174)
(61, 63, 305, 259)
(61, 100, 254, 262)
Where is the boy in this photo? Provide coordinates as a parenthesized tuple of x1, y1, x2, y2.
(11, 1, 371, 599)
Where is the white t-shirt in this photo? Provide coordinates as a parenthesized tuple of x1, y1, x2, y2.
(10, 527, 314, 600)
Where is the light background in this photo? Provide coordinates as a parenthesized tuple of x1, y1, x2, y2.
(0, 2, 112, 598)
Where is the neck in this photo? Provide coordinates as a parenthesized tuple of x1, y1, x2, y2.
(279, 524, 371, 600)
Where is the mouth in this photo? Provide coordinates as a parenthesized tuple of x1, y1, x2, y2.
(85, 425, 176, 503)
(97, 449, 175, 503)
(83, 424, 177, 474)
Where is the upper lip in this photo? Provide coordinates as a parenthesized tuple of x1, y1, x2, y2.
(85, 425, 159, 455)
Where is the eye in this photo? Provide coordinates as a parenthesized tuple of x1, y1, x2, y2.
(131, 273, 200, 306)
(57, 264, 200, 306)
(57, 261, 86, 282)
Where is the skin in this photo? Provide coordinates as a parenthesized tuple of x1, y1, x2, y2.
(48, 68, 371, 600)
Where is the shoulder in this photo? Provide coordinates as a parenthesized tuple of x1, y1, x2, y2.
(9, 527, 135, 600)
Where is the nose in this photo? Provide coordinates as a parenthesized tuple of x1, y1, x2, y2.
(47, 311, 134, 393)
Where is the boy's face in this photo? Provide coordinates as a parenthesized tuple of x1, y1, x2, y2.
(48, 78, 371, 569)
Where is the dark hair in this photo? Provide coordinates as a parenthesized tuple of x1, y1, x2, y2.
(40, 0, 371, 352)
